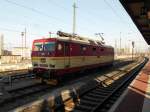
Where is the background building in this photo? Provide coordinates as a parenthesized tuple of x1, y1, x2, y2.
(12, 47, 31, 59)
(0, 55, 21, 64)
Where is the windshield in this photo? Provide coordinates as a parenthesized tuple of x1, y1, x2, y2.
(33, 42, 55, 51)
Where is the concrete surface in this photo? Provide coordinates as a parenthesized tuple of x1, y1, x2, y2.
(109, 59, 150, 112)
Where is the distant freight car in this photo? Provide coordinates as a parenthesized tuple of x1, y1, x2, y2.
(31, 31, 114, 84)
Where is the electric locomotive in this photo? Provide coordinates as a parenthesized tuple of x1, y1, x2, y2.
(31, 31, 114, 84)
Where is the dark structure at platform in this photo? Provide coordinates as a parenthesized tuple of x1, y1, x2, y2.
(120, 0, 150, 44)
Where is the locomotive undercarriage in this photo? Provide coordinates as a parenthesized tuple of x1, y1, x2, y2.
(33, 68, 59, 85)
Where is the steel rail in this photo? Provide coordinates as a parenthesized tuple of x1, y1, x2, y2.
(61, 58, 147, 112)
(0, 59, 141, 111)
(0, 83, 52, 112)
(92, 58, 148, 112)
(0, 59, 133, 84)
(0, 69, 30, 74)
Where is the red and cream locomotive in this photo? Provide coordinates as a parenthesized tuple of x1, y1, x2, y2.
(31, 31, 114, 83)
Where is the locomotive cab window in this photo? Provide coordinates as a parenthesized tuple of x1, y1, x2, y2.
(43, 42, 55, 51)
(33, 42, 55, 51)
(33, 42, 43, 51)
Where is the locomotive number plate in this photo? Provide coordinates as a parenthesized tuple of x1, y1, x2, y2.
(41, 58, 46, 63)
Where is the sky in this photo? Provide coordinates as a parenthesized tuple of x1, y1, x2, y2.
(0, 0, 149, 52)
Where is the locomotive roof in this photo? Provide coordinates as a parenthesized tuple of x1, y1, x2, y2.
(57, 36, 113, 48)
(34, 37, 113, 49)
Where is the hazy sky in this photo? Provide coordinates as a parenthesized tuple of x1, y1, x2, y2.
(0, 0, 149, 52)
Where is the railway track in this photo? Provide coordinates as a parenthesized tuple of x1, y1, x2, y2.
(0, 69, 30, 76)
(0, 58, 143, 112)
(0, 58, 134, 85)
(0, 83, 53, 111)
(0, 70, 35, 84)
(56, 58, 148, 112)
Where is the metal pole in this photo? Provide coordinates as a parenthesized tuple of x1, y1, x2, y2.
(73, 1, 77, 38)
(132, 47, 133, 60)
(128, 40, 131, 57)
(49, 32, 51, 38)
(120, 32, 121, 55)
(115, 39, 117, 58)
(132, 41, 134, 61)
(21, 32, 24, 59)
(69, 1, 77, 67)
(24, 28, 26, 48)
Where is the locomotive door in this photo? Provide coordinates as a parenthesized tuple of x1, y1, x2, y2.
(64, 43, 70, 68)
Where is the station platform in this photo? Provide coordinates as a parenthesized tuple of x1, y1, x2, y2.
(109, 60, 150, 112)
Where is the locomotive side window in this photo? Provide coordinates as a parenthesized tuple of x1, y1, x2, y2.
(81, 45, 86, 51)
(83, 46, 86, 51)
(93, 47, 96, 51)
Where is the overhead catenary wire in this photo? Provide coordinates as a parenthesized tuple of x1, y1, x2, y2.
(0, 27, 21, 33)
(2, 0, 139, 41)
(4, 0, 61, 22)
(4, 0, 108, 38)
(4, 0, 96, 36)
(0, 27, 46, 36)
(48, 0, 134, 38)
(47, 0, 70, 13)
(2, 0, 71, 38)
(4, 0, 70, 28)
(49, 0, 99, 26)
(103, 0, 145, 52)
(47, 0, 100, 35)
(103, 0, 135, 33)
(103, 0, 124, 22)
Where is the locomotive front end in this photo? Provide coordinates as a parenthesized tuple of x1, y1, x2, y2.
(31, 38, 56, 80)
